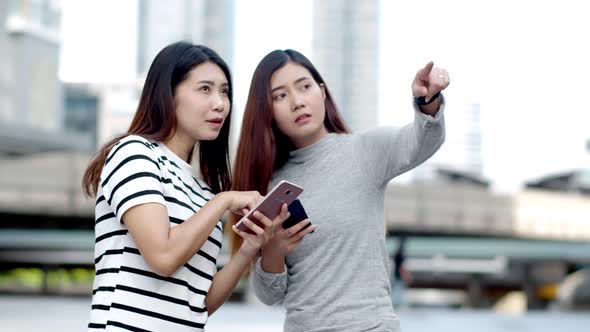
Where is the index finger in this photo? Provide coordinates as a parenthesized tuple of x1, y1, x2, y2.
(418, 61, 434, 80)
(252, 210, 274, 228)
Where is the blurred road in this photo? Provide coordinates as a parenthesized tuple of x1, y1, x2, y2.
(1, 295, 588, 331)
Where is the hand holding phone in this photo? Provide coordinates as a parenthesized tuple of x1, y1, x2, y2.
(282, 199, 313, 232)
(235, 181, 304, 234)
(261, 198, 315, 258)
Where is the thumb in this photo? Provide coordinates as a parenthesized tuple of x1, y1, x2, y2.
(419, 86, 428, 97)
(275, 204, 290, 226)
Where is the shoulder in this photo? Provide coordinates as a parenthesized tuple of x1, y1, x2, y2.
(356, 127, 399, 142)
(100, 135, 162, 184)
(105, 135, 159, 164)
(113, 135, 157, 152)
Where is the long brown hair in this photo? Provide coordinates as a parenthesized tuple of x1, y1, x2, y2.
(82, 42, 233, 197)
(229, 49, 349, 253)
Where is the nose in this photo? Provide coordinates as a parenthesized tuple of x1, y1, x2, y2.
(291, 92, 304, 111)
(211, 92, 224, 112)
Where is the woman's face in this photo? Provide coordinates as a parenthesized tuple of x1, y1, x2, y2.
(270, 62, 328, 148)
(173, 61, 230, 142)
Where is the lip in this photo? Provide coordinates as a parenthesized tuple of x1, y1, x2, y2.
(206, 117, 224, 127)
(294, 113, 311, 124)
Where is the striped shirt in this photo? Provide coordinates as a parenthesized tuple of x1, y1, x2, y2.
(88, 135, 223, 332)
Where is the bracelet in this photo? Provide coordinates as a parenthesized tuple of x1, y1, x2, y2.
(414, 91, 441, 106)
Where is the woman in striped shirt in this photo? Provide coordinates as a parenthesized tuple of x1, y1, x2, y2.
(82, 42, 288, 331)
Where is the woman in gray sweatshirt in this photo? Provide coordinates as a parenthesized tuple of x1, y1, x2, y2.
(231, 49, 449, 331)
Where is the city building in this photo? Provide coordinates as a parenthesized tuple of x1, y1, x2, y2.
(312, 0, 379, 133)
(0, 0, 91, 154)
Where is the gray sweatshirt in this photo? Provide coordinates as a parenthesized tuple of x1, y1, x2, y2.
(251, 101, 446, 332)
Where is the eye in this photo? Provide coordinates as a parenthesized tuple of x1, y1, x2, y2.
(302, 83, 312, 90)
(273, 92, 287, 101)
(221, 87, 229, 95)
(199, 86, 210, 92)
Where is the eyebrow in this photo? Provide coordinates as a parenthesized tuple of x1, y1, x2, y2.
(271, 77, 311, 93)
(196, 80, 229, 86)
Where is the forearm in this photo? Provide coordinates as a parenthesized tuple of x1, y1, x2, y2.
(205, 248, 254, 315)
(261, 247, 286, 273)
(158, 193, 229, 275)
(400, 105, 445, 172)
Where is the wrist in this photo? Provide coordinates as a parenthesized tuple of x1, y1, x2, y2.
(237, 241, 259, 258)
(215, 191, 232, 211)
(262, 245, 285, 260)
(413, 91, 441, 106)
(260, 251, 285, 273)
(415, 92, 442, 116)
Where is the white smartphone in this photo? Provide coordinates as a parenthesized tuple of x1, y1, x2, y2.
(235, 180, 304, 234)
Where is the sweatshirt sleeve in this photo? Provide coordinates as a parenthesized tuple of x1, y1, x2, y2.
(356, 96, 446, 186)
(249, 257, 289, 306)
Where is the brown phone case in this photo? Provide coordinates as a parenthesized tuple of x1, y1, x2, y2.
(235, 181, 304, 234)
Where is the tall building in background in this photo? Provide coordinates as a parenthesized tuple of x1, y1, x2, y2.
(137, 0, 235, 77)
(0, 0, 90, 154)
(1, 0, 61, 131)
(312, 0, 379, 133)
(63, 83, 100, 148)
(413, 102, 484, 181)
(96, 0, 235, 147)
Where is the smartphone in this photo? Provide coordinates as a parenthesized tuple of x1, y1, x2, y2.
(235, 180, 304, 234)
(282, 199, 313, 232)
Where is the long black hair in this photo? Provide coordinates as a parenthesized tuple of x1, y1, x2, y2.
(83, 41, 233, 196)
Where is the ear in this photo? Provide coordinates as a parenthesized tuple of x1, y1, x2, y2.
(320, 83, 326, 100)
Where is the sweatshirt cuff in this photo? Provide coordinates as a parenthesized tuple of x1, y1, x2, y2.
(255, 257, 288, 285)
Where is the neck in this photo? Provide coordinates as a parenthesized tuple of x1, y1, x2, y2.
(163, 133, 196, 163)
(292, 126, 329, 149)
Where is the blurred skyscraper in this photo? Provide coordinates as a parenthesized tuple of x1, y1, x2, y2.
(0, 0, 90, 154)
(312, 0, 379, 133)
(92, 0, 236, 147)
(137, 0, 235, 77)
(1, 0, 61, 130)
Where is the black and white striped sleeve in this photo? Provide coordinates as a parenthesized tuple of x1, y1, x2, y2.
(100, 137, 166, 223)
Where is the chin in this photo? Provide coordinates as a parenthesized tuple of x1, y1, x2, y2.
(298, 123, 322, 137)
(200, 135, 221, 142)
(193, 131, 218, 141)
